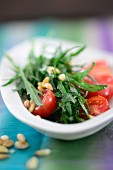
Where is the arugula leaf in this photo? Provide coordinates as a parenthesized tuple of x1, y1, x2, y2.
(71, 62, 95, 81)
(5, 53, 19, 71)
(78, 96, 89, 118)
(54, 46, 85, 67)
(70, 45, 86, 57)
(2, 75, 19, 86)
(19, 69, 42, 106)
(70, 79, 107, 92)
(57, 81, 76, 104)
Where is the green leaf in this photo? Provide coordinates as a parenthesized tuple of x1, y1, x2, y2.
(2, 75, 19, 86)
(70, 79, 107, 92)
(75, 114, 85, 122)
(78, 96, 89, 117)
(57, 81, 76, 103)
(71, 62, 95, 81)
(70, 45, 86, 57)
(19, 69, 42, 106)
(65, 102, 72, 116)
(55, 46, 85, 66)
(5, 53, 19, 71)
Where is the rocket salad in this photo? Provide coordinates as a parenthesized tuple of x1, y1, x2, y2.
(3, 44, 113, 124)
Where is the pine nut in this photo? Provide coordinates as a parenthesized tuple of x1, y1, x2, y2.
(3, 140, 14, 148)
(35, 148, 51, 157)
(68, 61, 73, 66)
(44, 83, 53, 91)
(0, 145, 9, 153)
(38, 85, 44, 92)
(0, 154, 9, 160)
(38, 82, 42, 86)
(58, 74, 66, 81)
(17, 134, 26, 143)
(14, 141, 29, 149)
(1, 135, 9, 141)
(42, 77, 50, 84)
(30, 100, 35, 104)
(47, 66, 60, 75)
(29, 102, 35, 113)
(26, 156, 39, 170)
(24, 100, 30, 109)
(0, 139, 4, 145)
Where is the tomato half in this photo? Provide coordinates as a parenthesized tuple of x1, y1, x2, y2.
(87, 95, 110, 116)
(32, 89, 57, 118)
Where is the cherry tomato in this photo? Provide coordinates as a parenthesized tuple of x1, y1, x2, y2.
(32, 90, 57, 118)
(87, 87, 110, 100)
(86, 60, 112, 77)
(87, 95, 110, 116)
(86, 75, 113, 100)
(94, 60, 108, 67)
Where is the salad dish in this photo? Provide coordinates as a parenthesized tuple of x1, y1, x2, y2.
(0, 38, 113, 140)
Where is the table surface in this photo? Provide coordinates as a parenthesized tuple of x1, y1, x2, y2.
(0, 17, 113, 170)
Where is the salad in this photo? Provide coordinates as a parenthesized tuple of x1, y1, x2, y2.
(3, 44, 113, 124)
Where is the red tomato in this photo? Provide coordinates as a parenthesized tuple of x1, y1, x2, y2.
(87, 96, 110, 116)
(87, 87, 110, 100)
(94, 60, 108, 67)
(86, 60, 112, 77)
(89, 66, 112, 77)
(86, 75, 113, 100)
(32, 90, 57, 118)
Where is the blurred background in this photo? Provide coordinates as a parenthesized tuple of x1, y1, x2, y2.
(0, 0, 113, 20)
(0, 0, 113, 57)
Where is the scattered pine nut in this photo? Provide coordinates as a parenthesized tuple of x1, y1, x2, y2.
(58, 74, 66, 81)
(17, 134, 26, 143)
(14, 141, 29, 149)
(0, 154, 9, 160)
(3, 140, 14, 148)
(26, 156, 39, 170)
(0, 139, 4, 145)
(35, 148, 51, 157)
(24, 100, 30, 109)
(1, 135, 9, 141)
(0, 145, 9, 153)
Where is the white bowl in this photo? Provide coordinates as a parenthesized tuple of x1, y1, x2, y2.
(0, 37, 113, 140)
